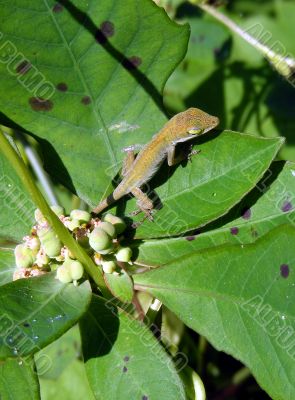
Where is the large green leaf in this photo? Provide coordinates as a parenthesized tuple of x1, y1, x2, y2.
(126, 132, 282, 238)
(0, 248, 15, 286)
(39, 359, 95, 400)
(134, 225, 295, 400)
(0, 272, 91, 359)
(79, 295, 186, 400)
(0, 140, 34, 242)
(37, 326, 95, 399)
(0, 357, 40, 400)
(35, 325, 81, 380)
(0, 0, 189, 205)
(135, 161, 295, 265)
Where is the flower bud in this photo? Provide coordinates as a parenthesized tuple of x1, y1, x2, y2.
(37, 226, 62, 257)
(28, 236, 40, 251)
(34, 209, 46, 225)
(103, 213, 126, 235)
(14, 244, 35, 269)
(50, 205, 64, 217)
(115, 246, 132, 262)
(70, 209, 91, 223)
(102, 260, 117, 274)
(56, 265, 72, 283)
(89, 228, 112, 253)
(75, 228, 90, 249)
(36, 248, 50, 267)
(97, 221, 116, 238)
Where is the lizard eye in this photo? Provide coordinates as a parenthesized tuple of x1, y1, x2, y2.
(188, 127, 203, 135)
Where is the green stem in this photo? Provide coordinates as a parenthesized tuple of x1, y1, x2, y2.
(0, 130, 107, 291)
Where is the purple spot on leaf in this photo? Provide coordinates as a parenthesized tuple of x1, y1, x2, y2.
(123, 366, 128, 373)
(122, 56, 142, 70)
(280, 264, 290, 278)
(142, 396, 149, 400)
(52, 3, 63, 13)
(101, 21, 114, 37)
(23, 322, 30, 327)
(16, 60, 31, 75)
(241, 207, 251, 220)
(123, 356, 130, 362)
(81, 96, 91, 105)
(56, 82, 68, 92)
(281, 201, 293, 212)
(185, 236, 195, 241)
(29, 97, 53, 112)
(230, 227, 239, 235)
(95, 21, 115, 44)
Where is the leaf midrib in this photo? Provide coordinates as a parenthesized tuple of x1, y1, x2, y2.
(42, 0, 116, 165)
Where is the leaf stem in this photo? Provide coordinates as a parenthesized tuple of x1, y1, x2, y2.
(191, 1, 295, 79)
(0, 130, 107, 291)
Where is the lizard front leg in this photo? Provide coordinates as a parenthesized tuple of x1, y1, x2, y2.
(167, 144, 200, 166)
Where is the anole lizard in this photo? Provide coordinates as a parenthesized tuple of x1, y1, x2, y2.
(93, 108, 219, 218)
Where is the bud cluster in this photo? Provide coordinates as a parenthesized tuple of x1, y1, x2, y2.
(13, 206, 132, 285)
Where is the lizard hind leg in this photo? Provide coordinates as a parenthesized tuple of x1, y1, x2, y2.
(130, 187, 154, 222)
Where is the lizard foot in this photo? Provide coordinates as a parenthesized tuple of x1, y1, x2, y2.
(130, 209, 154, 228)
(187, 147, 201, 163)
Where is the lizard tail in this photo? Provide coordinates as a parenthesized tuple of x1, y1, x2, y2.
(92, 193, 115, 214)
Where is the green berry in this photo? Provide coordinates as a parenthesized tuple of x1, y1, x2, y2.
(37, 226, 62, 257)
(103, 213, 126, 235)
(50, 263, 60, 271)
(56, 265, 72, 283)
(98, 221, 116, 238)
(102, 260, 117, 274)
(115, 246, 132, 262)
(14, 244, 35, 269)
(70, 209, 91, 223)
(66, 219, 80, 231)
(68, 260, 84, 280)
(96, 244, 115, 255)
(89, 228, 112, 253)
(51, 205, 64, 217)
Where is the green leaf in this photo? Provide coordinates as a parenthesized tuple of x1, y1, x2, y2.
(0, 357, 40, 400)
(39, 360, 95, 400)
(0, 248, 15, 286)
(134, 225, 295, 400)
(104, 270, 134, 303)
(127, 132, 282, 238)
(79, 295, 186, 400)
(37, 326, 95, 399)
(35, 325, 81, 380)
(0, 141, 34, 242)
(135, 161, 295, 265)
(0, 272, 91, 359)
(0, 0, 189, 205)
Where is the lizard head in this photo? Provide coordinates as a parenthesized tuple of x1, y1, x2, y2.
(184, 107, 219, 137)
